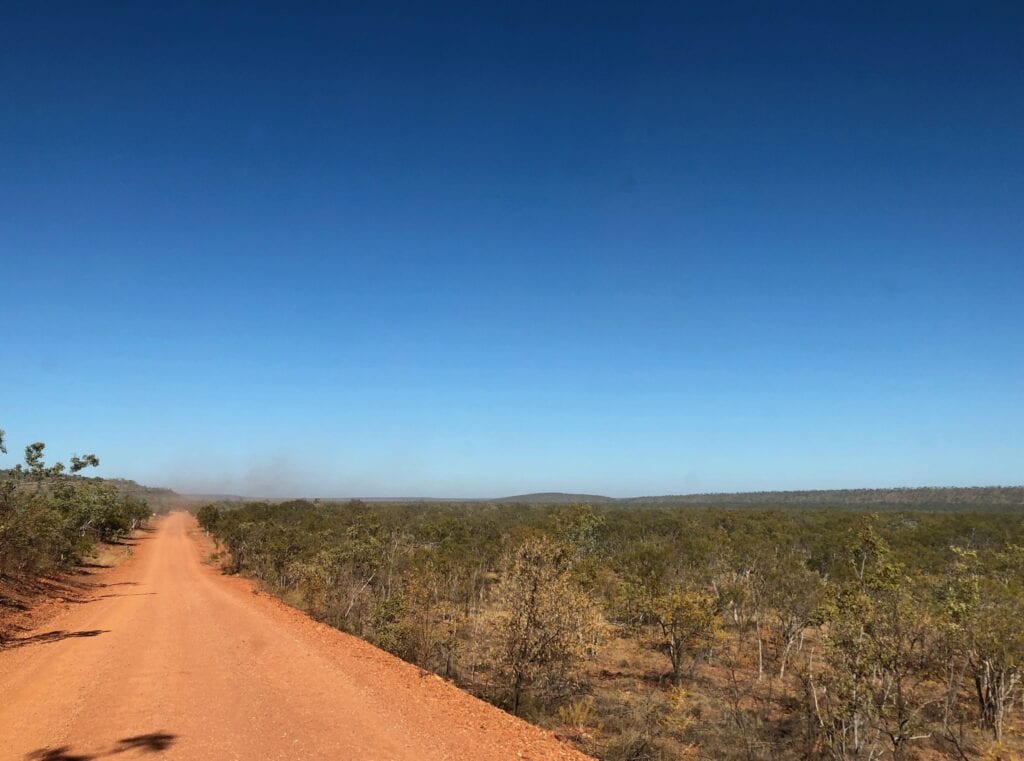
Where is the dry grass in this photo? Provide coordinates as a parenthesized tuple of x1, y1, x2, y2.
(545, 627, 1024, 761)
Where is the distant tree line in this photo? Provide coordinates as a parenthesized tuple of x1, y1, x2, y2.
(498, 487, 1024, 510)
(198, 498, 1024, 760)
(0, 428, 151, 579)
(613, 486, 1024, 510)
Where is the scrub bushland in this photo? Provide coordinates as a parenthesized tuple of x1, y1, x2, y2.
(198, 496, 1024, 760)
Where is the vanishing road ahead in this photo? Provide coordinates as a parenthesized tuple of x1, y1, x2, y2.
(0, 512, 589, 761)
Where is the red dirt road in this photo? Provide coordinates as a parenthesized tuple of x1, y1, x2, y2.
(0, 513, 591, 761)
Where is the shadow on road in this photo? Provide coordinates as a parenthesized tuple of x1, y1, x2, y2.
(1, 629, 108, 650)
(113, 733, 177, 753)
(26, 732, 177, 760)
(26, 748, 95, 761)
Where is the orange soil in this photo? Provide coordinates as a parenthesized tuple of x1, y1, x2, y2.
(0, 512, 591, 760)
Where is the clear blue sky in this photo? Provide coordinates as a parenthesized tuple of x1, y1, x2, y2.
(2, 2, 1021, 497)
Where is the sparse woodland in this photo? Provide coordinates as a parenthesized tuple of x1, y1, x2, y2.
(197, 498, 1024, 760)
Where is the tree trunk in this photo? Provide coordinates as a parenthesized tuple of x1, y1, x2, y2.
(512, 670, 524, 716)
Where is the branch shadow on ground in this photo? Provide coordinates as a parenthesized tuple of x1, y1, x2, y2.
(26, 749, 95, 761)
(112, 734, 177, 753)
(1, 629, 108, 650)
(26, 733, 177, 760)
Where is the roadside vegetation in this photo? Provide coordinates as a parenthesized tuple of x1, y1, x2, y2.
(198, 496, 1024, 760)
(0, 428, 151, 580)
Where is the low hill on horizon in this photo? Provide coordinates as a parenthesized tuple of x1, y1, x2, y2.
(8, 466, 1005, 513)
(498, 486, 1024, 510)
(187, 485, 1024, 512)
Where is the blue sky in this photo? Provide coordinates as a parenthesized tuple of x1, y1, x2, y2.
(1, 2, 1022, 497)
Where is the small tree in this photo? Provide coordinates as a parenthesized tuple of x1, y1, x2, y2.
(646, 586, 720, 685)
(947, 546, 1024, 742)
(492, 536, 601, 716)
(617, 536, 721, 685)
(807, 519, 938, 761)
(196, 504, 222, 531)
(764, 552, 828, 681)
